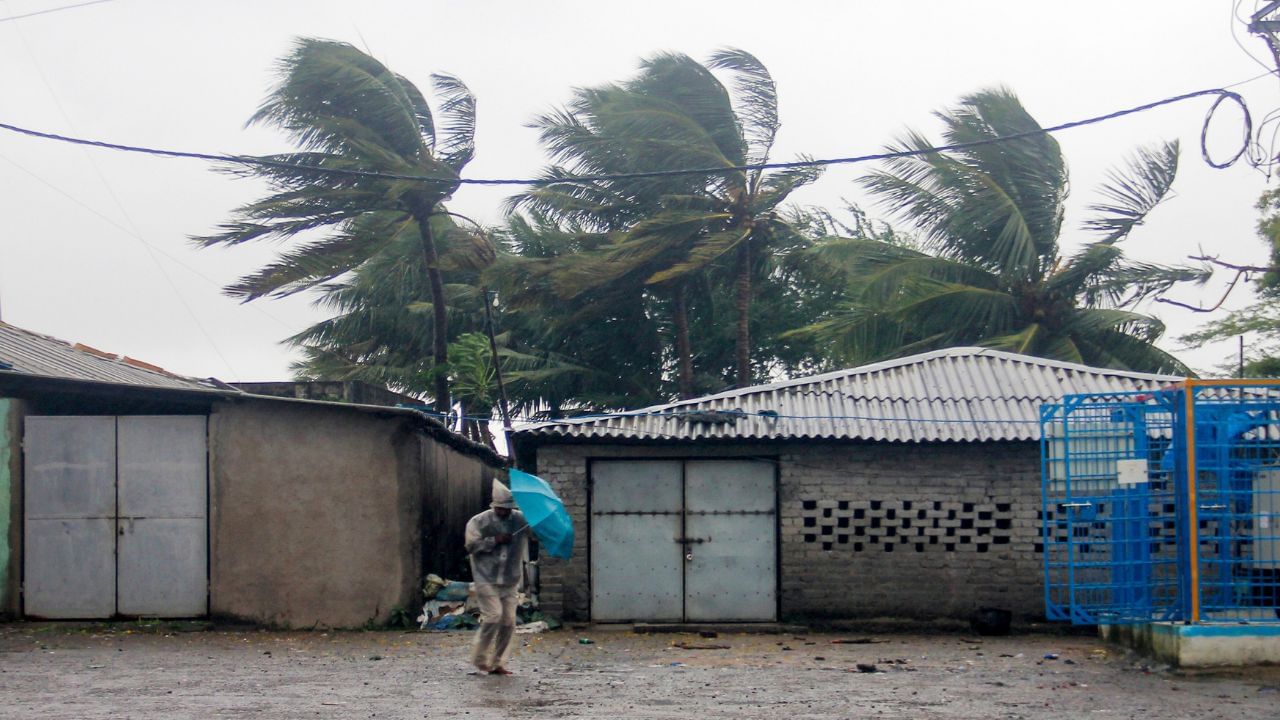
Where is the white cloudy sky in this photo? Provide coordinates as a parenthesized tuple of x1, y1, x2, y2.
(0, 0, 1276, 384)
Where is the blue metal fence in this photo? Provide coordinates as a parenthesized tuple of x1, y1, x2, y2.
(1042, 382, 1280, 625)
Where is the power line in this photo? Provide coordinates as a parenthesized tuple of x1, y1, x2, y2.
(0, 153, 296, 330)
(0, 87, 1257, 186)
(4, 9, 242, 379)
(1223, 67, 1280, 89)
(0, 0, 112, 23)
(1232, 0, 1277, 77)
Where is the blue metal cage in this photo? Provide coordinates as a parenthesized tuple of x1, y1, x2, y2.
(1042, 382, 1280, 625)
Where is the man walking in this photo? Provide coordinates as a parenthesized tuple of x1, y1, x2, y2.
(464, 478, 528, 675)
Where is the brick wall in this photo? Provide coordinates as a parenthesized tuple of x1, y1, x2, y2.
(532, 440, 1044, 622)
(777, 441, 1043, 620)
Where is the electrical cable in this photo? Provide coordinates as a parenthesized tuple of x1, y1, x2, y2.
(0, 87, 1258, 186)
(1201, 91, 1253, 168)
(1223, 67, 1280, 89)
(0, 153, 296, 330)
(0, 0, 111, 23)
(3, 7, 243, 378)
(1232, 0, 1278, 77)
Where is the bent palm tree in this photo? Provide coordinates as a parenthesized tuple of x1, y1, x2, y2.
(194, 38, 475, 411)
(510, 49, 820, 391)
(794, 88, 1206, 374)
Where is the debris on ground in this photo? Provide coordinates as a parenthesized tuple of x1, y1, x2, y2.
(422, 574, 447, 599)
(417, 570, 562, 632)
(6, 628, 1280, 718)
(435, 581, 472, 602)
(672, 642, 731, 650)
(831, 637, 886, 644)
(855, 663, 879, 673)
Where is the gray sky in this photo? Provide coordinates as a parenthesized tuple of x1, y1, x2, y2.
(0, 0, 1275, 384)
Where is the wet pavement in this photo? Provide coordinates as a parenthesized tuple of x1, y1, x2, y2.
(1, 623, 1278, 719)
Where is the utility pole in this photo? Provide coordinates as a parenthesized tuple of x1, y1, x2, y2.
(1249, 1, 1280, 75)
(482, 288, 513, 432)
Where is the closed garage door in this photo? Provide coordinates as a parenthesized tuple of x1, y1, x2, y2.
(23, 416, 208, 619)
(590, 459, 776, 622)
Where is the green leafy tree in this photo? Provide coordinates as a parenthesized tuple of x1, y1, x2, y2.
(287, 214, 492, 394)
(791, 88, 1205, 374)
(194, 38, 476, 411)
(486, 211, 671, 410)
(1180, 187, 1280, 375)
(291, 211, 632, 426)
(509, 49, 822, 392)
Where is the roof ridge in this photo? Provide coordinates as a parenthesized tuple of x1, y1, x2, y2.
(516, 347, 1183, 434)
(615, 347, 1176, 410)
(0, 321, 212, 390)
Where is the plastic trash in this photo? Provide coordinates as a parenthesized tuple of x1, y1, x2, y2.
(515, 621, 550, 634)
(435, 581, 472, 602)
(517, 609, 563, 630)
(418, 599, 466, 629)
(422, 574, 447, 599)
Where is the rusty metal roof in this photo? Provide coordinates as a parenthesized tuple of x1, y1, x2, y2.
(0, 322, 219, 391)
(512, 347, 1183, 444)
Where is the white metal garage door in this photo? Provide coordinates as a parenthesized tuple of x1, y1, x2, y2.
(590, 459, 776, 622)
(23, 416, 208, 619)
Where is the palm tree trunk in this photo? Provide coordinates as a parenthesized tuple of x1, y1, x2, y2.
(734, 239, 752, 388)
(407, 197, 451, 413)
(672, 283, 694, 399)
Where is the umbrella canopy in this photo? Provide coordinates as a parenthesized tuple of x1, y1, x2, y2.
(509, 469, 575, 559)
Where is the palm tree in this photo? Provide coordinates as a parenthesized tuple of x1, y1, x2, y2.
(193, 38, 476, 411)
(487, 211, 674, 409)
(291, 211, 649, 423)
(286, 212, 491, 395)
(793, 88, 1206, 374)
(510, 49, 821, 391)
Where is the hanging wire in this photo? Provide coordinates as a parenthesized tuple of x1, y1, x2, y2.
(1201, 91, 1254, 169)
(0, 87, 1261, 185)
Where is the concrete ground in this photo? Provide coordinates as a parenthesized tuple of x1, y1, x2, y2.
(1, 623, 1278, 719)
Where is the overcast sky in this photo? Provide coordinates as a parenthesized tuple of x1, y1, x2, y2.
(1, 0, 1276, 385)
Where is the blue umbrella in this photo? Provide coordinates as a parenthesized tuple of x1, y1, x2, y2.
(509, 469, 575, 559)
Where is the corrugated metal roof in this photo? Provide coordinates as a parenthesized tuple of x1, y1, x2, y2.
(0, 322, 220, 391)
(512, 347, 1183, 444)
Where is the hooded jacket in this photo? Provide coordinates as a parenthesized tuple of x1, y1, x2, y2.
(465, 509, 528, 586)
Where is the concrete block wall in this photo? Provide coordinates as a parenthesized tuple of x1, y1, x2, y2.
(533, 440, 1045, 621)
(777, 441, 1044, 620)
